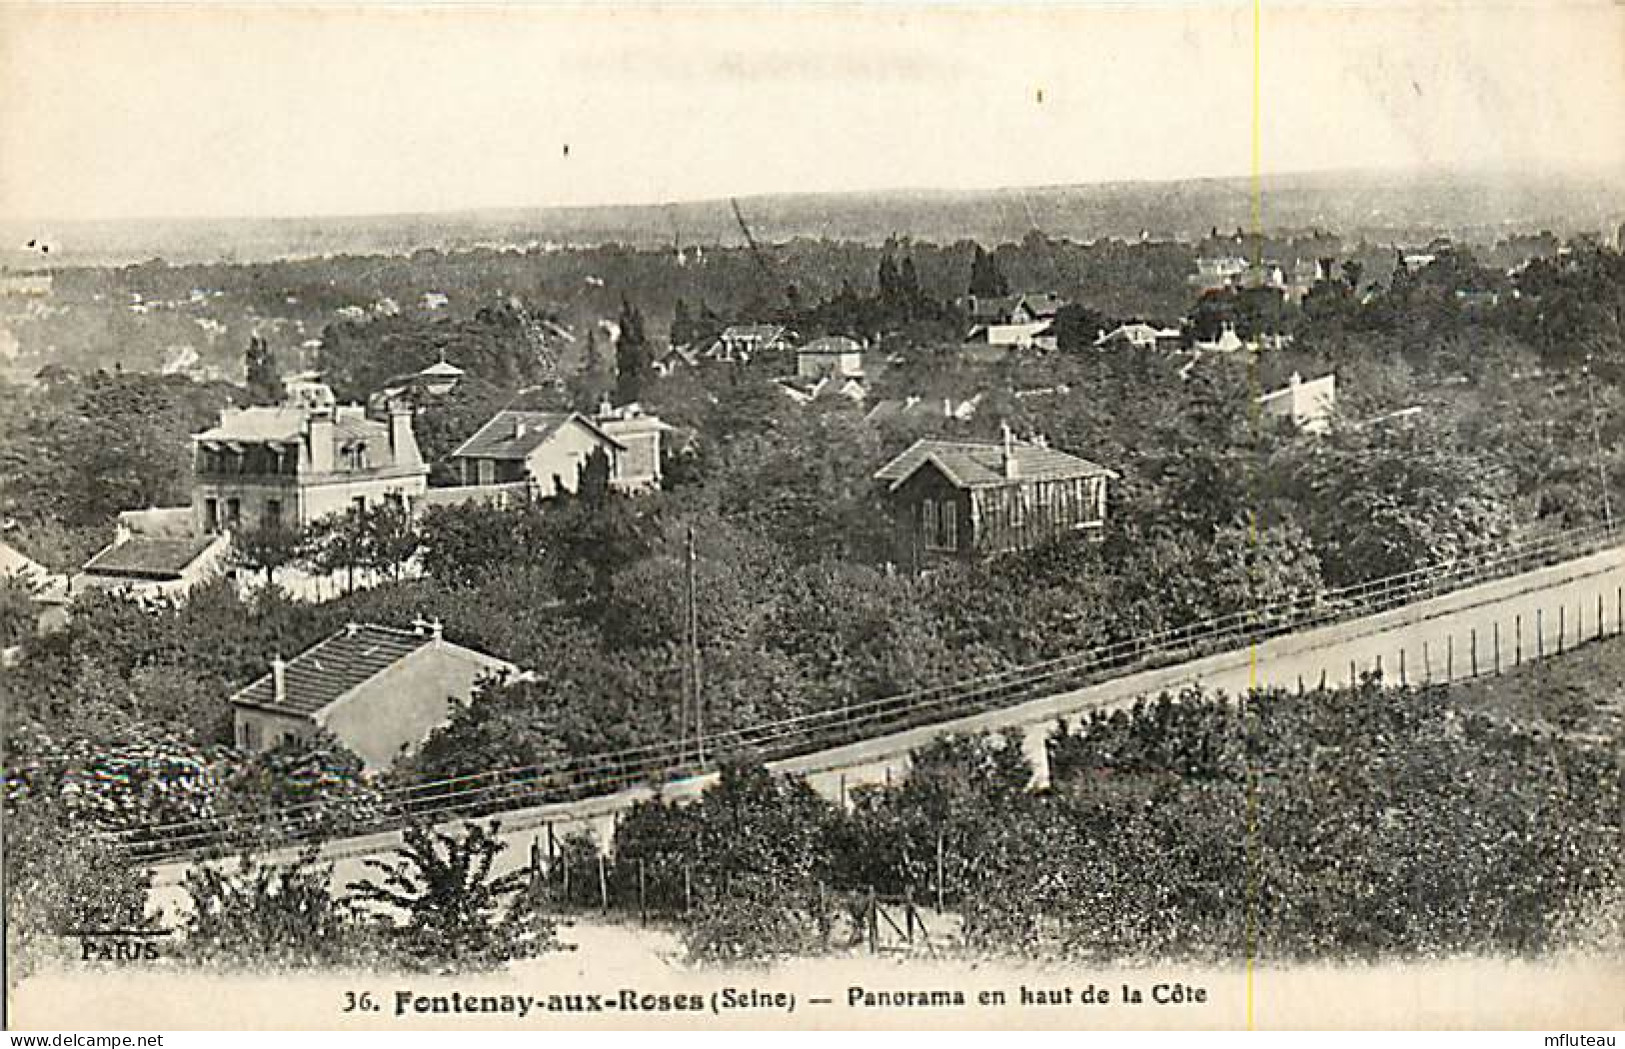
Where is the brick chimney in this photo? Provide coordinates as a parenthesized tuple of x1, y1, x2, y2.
(271, 654, 286, 704)
(1001, 423, 1020, 480)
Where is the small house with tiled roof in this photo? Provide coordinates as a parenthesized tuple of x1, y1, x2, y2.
(448, 410, 625, 496)
(873, 429, 1118, 565)
(229, 621, 520, 769)
(72, 531, 232, 600)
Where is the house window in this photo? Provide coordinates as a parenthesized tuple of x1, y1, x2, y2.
(241, 721, 260, 750)
(352, 495, 367, 513)
(225, 497, 241, 527)
(922, 498, 957, 551)
(341, 442, 370, 471)
(477, 459, 495, 485)
(938, 501, 958, 551)
(204, 498, 219, 533)
(264, 499, 282, 528)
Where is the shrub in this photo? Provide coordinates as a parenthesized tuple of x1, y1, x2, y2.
(346, 820, 559, 969)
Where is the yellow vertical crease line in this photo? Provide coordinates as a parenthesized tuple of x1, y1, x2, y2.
(1246, 0, 1263, 1034)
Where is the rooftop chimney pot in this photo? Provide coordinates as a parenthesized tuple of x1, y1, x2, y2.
(271, 654, 286, 702)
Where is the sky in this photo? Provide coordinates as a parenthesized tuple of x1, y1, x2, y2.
(2, 2, 1622, 222)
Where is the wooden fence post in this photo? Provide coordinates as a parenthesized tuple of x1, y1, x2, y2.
(1515, 614, 1522, 665)
(935, 832, 946, 913)
(1493, 621, 1500, 675)
(1470, 628, 1478, 678)
(1398, 647, 1406, 687)
(1600, 593, 1606, 641)
(638, 859, 647, 925)
(1422, 640, 1431, 684)
(598, 852, 609, 913)
(1559, 605, 1566, 654)
(684, 865, 693, 913)
(1537, 609, 1544, 659)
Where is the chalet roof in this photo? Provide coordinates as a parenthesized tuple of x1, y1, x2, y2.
(81, 535, 220, 581)
(419, 360, 466, 378)
(228, 622, 493, 718)
(874, 438, 1117, 490)
(449, 410, 623, 461)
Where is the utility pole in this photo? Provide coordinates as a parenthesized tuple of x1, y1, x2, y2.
(1584, 352, 1614, 533)
(687, 525, 704, 766)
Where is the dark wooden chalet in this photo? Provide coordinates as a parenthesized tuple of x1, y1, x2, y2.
(873, 432, 1117, 567)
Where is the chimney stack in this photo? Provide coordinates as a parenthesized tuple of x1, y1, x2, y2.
(1001, 423, 1020, 479)
(430, 617, 443, 642)
(306, 408, 335, 473)
(271, 654, 286, 703)
(387, 400, 422, 468)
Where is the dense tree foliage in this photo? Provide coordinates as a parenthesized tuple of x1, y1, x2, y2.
(603, 669, 1622, 964)
(3, 231, 1622, 975)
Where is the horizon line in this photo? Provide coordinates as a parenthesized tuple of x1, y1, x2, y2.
(8, 161, 1623, 230)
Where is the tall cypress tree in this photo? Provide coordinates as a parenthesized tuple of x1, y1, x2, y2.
(614, 298, 652, 406)
(244, 335, 280, 404)
(670, 298, 694, 346)
(900, 257, 923, 319)
(969, 244, 1009, 297)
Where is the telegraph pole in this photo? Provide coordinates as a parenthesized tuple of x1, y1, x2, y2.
(687, 525, 704, 766)
(1584, 352, 1614, 533)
